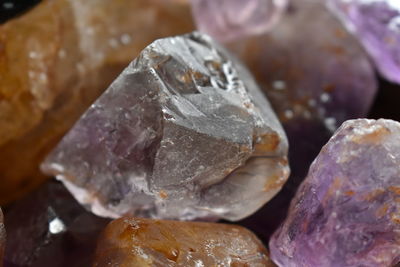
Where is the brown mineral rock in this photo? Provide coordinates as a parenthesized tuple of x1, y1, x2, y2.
(0, 0, 194, 204)
(93, 217, 275, 267)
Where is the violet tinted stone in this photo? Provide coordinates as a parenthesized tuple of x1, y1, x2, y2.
(230, 0, 377, 242)
(270, 119, 400, 267)
(41, 32, 289, 221)
(190, 0, 288, 42)
(4, 181, 109, 267)
(328, 0, 400, 84)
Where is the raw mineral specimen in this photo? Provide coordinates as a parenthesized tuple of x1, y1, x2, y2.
(4, 181, 109, 267)
(41, 32, 289, 221)
(190, 0, 288, 42)
(270, 119, 400, 267)
(0, 0, 193, 205)
(328, 0, 400, 84)
(228, 0, 377, 241)
(0, 208, 4, 267)
(93, 217, 276, 267)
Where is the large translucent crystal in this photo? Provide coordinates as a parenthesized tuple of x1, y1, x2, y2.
(328, 0, 400, 84)
(270, 119, 400, 267)
(93, 217, 276, 267)
(41, 32, 289, 221)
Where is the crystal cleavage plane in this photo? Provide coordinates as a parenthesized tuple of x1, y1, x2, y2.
(41, 32, 289, 221)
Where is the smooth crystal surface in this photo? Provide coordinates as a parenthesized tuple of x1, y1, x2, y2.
(190, 0, 288, 42)
(93, 217, 276, 267)
(328, 0, 400, 84)
(41, 32, 289, 221)
(4, 181, 109, 267)
(0, 0, 193, 205)
(270, 119, 400, 267)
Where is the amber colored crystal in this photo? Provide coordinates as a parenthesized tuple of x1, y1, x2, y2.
(0, 0, 194, 204)
(93, 217, 276, 267)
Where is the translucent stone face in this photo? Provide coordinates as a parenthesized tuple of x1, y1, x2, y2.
(270, 119, 400, 267)
(93, 217, 276, 267)
(328, 0, 400, 84)
(4, 181, 109, 267)
(41, 32, 289, 221)
(190, 0, 288, 42)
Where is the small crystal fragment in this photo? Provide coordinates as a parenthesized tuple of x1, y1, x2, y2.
(328, 0, 400, 84)
(0, 208, 5, 267)
(41, 32, 289, 221)
(190, 0, 288, 42)
(270, 119, 400, 267)
(93, 217, 276, 267)
(4, 181, 109, 267)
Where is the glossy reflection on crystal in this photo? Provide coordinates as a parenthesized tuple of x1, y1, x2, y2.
(0, 0, 194, 205)
(41, 32, 289, 221)
(328, 0, 400, 84)
(4, 181, 109, 267)
(94, 217, 276, 267)
(190, 0, 288, 42)
(270, 119, 400, 267)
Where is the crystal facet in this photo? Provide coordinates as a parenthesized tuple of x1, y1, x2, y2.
(328, 0, 400, 84)
(93, 217, 276, 267)
(4, 181, 109, 267)
(41, 32, 289, 221)
(270, 119, 400, 267)
(0, 0, 193, 205)
(190, 0, 288, 42)
(228, 0, 377, 242)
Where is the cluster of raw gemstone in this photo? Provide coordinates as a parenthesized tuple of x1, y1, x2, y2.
(1, 0, 400, 266)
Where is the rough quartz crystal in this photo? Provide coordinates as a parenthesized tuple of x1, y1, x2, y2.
(0, 0, 193, 205)
(93, 217, 276, 267)
(270, 119, 400, 267)
(190, 0, 288, 42)
(4, 181, 109, 267)
(41, 32, 289, 221)
(328, 0, 400, 84)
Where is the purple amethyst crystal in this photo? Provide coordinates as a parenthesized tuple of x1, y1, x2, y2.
(190, 0, 288, 42)
(328, 0, 400, 84)
(270, 119, 400, 267)
(4, 181, 109, 267)
(41, 32, 289, 221)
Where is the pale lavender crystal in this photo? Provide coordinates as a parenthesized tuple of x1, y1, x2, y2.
(328, 0, 400, 84)
(270, 119, 400, 267)
(190, 0, 288, 42)
(41, 32, 289, 221)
